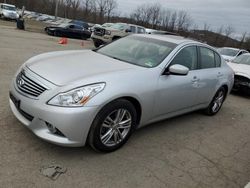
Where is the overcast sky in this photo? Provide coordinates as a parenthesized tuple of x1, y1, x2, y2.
(116, 0, 250, 38)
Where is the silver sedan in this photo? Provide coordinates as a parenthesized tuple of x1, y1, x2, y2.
(9, 34, 234, 152)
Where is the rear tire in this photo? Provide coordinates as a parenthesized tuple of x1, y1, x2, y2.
(204, 87, 226, 116)
(93, 40, 101, 48)
(88, 99, 137, 152)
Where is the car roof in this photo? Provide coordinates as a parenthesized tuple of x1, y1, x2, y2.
(0, 3, 16, 7)
(219, 47, 240, 50)
(115, 23, 145, 29)
(134, 34, 194, 45)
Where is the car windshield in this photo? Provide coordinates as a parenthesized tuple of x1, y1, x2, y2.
(2, 5, 16, 11)
(232, 54, 250, 65)
(110, 23, 127, 30)
(217, 48, 239, 57)
(96, 35, 177, 68)
(102, 23, 114, 28)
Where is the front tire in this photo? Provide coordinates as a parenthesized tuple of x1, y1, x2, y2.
(88, 99, 137, 152)
(204, 87, 226, 115)
(93, 40, 101, 48)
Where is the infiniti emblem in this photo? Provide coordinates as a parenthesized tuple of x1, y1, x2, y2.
(17, 77, 25, 87)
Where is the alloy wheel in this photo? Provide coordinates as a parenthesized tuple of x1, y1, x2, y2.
(211, 90, 225, 113)
(100, 109, 132, 147)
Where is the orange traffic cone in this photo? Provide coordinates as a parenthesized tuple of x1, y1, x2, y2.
(58, 37, 68, 45)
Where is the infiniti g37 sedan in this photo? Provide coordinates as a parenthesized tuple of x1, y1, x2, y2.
(9, 35, 234, 152)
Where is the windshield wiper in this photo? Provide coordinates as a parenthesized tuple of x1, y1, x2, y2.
(110, 56, 135, 64)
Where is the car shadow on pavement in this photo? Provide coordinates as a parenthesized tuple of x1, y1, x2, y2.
(36, 110, 205, 156)
(231, 90, 250, 99)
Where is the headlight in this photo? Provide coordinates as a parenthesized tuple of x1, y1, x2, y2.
(48, 83, 105, 107)
(105, 30, 111, 35)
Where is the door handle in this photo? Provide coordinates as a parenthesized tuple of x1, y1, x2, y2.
(217, 72, 223, 77)
(191, 77, 200, 83)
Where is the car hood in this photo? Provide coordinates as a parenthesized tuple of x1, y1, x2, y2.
(2, 9, 18, 15)
(25, 50, 135, 86)
(221, 55, 234, 61)
(227, 62, 250, 78)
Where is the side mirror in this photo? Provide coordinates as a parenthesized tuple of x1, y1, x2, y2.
(167, 64, 189, 76)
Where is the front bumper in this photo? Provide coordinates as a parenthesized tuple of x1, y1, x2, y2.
(234, 75, 250, 90)
(2, 13, 18, 20)
(9, 71, 99, 147)
(91, 34, 112, 43)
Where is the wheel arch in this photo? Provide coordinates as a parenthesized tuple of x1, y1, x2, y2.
(96, 96, 142, 126)
(121, 96, 142, 126)
(112, 36, 121, 41)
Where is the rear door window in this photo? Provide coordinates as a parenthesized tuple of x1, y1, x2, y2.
(199, 47, 216, 69)
(214, 52, 221, 67)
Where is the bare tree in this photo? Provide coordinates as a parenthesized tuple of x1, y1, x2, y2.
(160, 9, 172, 30)
(177, 10, 192, 31)
(83, 0, 93, 19)
(64, 0, 72, 18)
(203, 22, 210, 31)
(239, 32, 247, 47)
(130, 4, 152, 27)
(149, 3, 161, 29)
(71, 0, 80, 19)
(106, 0, 117, 22)
(224, 25, 234, 38)
(96, 0, 108, 23)
(169, 11, 177, 31)
(215, 25, 224, 46)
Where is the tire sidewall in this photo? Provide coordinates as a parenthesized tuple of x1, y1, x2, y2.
(88, 99, 137, 152)
(206, 87, 226, 115)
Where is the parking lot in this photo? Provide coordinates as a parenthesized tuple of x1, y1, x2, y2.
(0, 20, 250, 188)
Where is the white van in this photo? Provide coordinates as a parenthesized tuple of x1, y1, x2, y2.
(0, 3, 19, 20)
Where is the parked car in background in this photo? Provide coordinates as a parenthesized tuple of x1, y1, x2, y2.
(69, 20, 89, 30)
(45, 23, 91, 39)
(217, 47, 248, 62)
(36, 14, 54, 22)
(91, 22, 146, 47)
(9, 34, 234, 152)
(0, 3, 19, 20)
(90, 23, 114, 33)
(227, 53, 250, 94)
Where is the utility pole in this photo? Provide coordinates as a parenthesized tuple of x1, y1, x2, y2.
(55, 0, 60, 20)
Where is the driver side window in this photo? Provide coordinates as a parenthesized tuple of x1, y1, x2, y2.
(170, 46, 198, 70)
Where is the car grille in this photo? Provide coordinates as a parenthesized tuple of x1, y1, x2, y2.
(16, 70, 47, 97)
(94, 27, 105, 36)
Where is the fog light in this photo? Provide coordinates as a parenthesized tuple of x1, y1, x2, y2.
(45, 122, 65, 137)
(46, 122, 57, 134)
